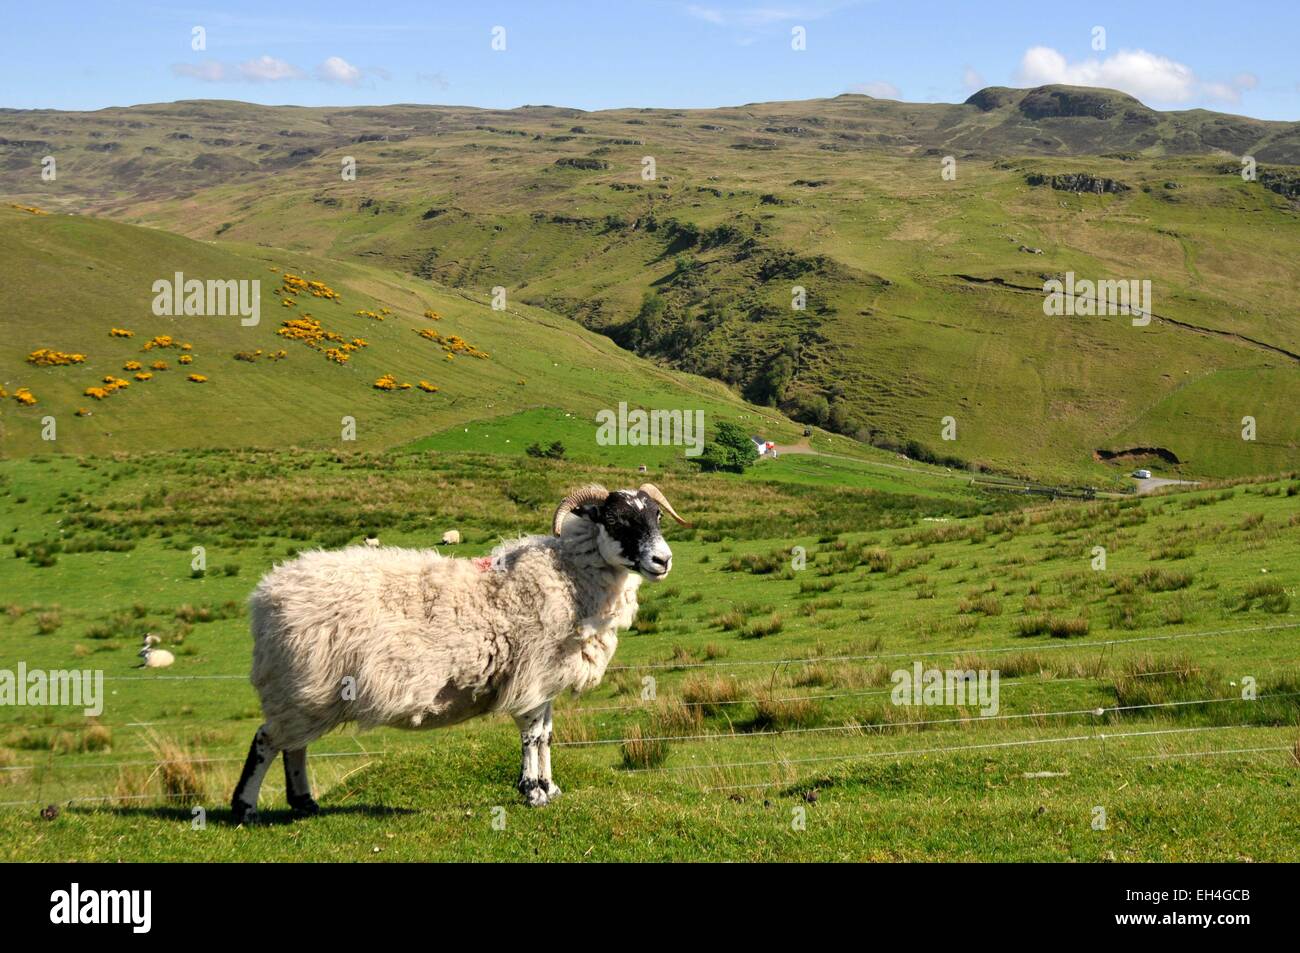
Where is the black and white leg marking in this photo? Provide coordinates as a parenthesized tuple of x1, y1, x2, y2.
(514, 704, 550, 807)
(283, 748, 319, 815)
(231, 725, 275, 824)
(538, 700, 561, 800)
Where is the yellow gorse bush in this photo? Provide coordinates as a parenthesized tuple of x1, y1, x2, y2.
(13, 387, 37, 406)
(85, 376, 130, 400)
(280, 273, 341, 301)
(123, 360, 142, 371)
(187, 374, 207, 383)
(110, 328, 134, 338)
(415, 328, 489, 359)
(279, 316, 367, 364)
(27, 348, 87, 366)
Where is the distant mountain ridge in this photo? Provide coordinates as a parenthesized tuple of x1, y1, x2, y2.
(0, 85, 1296, 209)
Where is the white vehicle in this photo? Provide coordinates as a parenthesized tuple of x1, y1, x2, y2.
(1132, 469, 1152, 479)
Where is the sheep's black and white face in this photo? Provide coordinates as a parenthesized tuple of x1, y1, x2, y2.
(578, 489, 673, 581)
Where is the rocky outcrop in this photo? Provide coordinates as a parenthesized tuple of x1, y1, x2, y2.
(1026, 172, 1130, 194)
(1094, 447, 1182, 465)
(1019, 88, 1135, 120)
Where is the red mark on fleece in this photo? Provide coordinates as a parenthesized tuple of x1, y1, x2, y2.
(472, 557, 494, 573)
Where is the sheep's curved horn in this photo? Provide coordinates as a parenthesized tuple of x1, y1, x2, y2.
(639, 483, 692, 527)
(552, 484, 610, 535)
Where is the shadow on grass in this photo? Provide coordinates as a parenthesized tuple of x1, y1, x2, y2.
(65, 804, 419, 826)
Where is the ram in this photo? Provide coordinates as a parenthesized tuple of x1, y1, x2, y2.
(231, 483, 688, 823)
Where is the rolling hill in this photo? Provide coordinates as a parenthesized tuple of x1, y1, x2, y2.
(2, 86, 1297, 478)
(0, 206, 806, 459)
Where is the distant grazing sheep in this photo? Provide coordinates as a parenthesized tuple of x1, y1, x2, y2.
(441, 529, 461, 545)
(231, 483, 689, 823)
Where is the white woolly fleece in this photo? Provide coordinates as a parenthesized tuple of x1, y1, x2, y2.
(247, 516, 640, 750)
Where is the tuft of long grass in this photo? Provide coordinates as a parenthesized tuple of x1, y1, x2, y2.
(142, 732, 208, 806)
(620, 724, 669, 770)
(680, 674, 741, 715)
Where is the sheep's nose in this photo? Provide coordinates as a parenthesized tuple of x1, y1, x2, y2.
(649, 554, 671, 573)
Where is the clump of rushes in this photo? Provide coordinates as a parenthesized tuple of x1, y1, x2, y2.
(620, 724, 669, 769)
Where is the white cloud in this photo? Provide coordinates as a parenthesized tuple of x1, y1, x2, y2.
(316, 56, 362, 85)
(238, 55, 304, 82)
(171, 55, 303, 83)
(1015, 46, 1257, 106)
(685, 4, 726, 24)
(171, 61, 228, 82)
(846, 80, 900, 99)
(684, 2, 856, 28)
(962, 66, 984, 91)
(172, 55, 377, 85)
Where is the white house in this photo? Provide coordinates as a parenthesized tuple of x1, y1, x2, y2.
(751, 436, 776, 456)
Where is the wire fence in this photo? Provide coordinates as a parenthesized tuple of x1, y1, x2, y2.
(694, 724, 1268, 792)
(559, 692, 1300, 750)
(3, 621, 1296, 811)
(606, 622, 1300, 671)
(79, 620, 1298, 680)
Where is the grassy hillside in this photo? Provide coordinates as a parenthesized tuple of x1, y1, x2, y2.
(4, 88, 1293, 480)
(0, 206, 819, 459)
(0, 450, 1295, 861)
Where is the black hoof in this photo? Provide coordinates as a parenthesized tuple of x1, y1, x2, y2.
(517, 778, 549, 807)
(231, 800, 259, 825)
(288, 796, 320, 816)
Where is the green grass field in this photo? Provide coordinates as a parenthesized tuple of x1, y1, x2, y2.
(1, 449, 1295, 861)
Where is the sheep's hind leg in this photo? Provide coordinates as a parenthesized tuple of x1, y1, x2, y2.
(284, 747, 319, 816)
(538, 700, 561, 801)
(514, 704, 550, 807)
(231, 725, 276, 824)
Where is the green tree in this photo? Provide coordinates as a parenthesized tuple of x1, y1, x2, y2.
(696, 421, 759, 473)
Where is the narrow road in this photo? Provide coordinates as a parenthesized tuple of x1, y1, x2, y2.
(1134, 476, 1200, 495)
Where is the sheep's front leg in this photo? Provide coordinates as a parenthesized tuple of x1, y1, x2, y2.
(514, 704, 550, 807)
(538, 700, 561, 801)
(231, 724, 275, 824)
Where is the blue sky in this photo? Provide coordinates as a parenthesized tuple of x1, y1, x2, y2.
(3, 1, 1296, 119)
